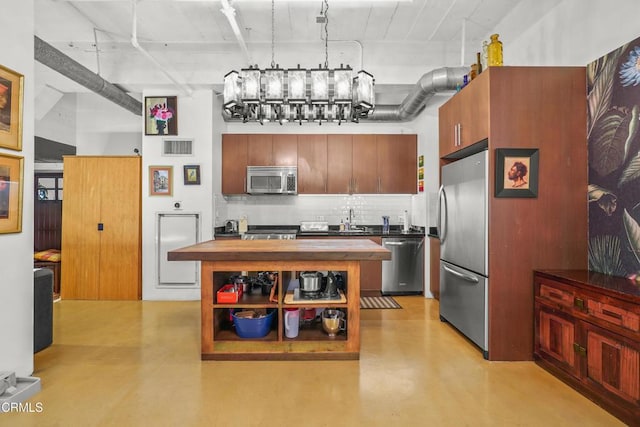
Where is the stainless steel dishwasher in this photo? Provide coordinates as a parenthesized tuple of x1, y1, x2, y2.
(381, 237, 424, 295)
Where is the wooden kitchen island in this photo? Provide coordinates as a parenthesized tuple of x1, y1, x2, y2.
(168, 239, 391, 360)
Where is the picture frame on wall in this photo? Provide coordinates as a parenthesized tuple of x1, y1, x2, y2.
(495, 148, 539, 198)
(0, 64, 24, 151)
(149, 166, 173, 196)
(0, 153, 24, 233)
(145, 96, 178, 136)
(183, 165, 200, 185)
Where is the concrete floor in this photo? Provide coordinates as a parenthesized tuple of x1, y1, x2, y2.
(4, 296, 623, 426)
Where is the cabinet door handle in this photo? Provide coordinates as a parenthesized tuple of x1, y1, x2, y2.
(573, 343, 587, 357)
(602, 309, 623, 320)
(453, 123, 458, 147)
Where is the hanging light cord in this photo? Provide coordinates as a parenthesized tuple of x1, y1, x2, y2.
(323, 0, 329, 69)
(271, 0, 276, 68)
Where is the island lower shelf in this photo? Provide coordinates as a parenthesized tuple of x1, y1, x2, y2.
(202, 260, 361, 360)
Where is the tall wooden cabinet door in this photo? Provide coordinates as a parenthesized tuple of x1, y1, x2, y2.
(98, 157, 141, 300)
(359, 236, 382, 293)
(584, 322, 640, 405)
(458, 75, 489, 148)
(273, 134, 298, 166)
(438, 97, 458, 157)
(351, 134, 378, 193)
(327, 134, 353, 193)
(536, 305, 580, 378)
(377, 134, 417, 194)
(297, 134, 327, 193)
(221, 134, 248, 194)
(61, 157, 102, 300)
(247, 134, 273, 165)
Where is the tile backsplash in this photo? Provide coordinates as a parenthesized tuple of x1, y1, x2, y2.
(218, 194, 413, 228)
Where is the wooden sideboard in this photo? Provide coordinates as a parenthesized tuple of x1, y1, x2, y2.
(534, 270, 640, 426)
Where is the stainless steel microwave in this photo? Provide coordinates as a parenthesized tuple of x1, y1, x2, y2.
(246, 166, 297, 195)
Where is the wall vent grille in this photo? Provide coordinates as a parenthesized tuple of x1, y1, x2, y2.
(163, 138, 193, 156)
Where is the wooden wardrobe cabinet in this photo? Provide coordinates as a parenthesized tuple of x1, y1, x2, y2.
(61, 156, 141, 300)
(534, 270, 640, 426)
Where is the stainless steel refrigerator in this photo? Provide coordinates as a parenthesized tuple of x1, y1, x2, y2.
(438, 149, 489, 359)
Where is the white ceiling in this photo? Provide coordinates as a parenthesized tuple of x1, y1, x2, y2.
(34, 0, 562, 103)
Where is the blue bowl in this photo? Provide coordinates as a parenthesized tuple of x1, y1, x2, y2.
(232, 310, 276, 338)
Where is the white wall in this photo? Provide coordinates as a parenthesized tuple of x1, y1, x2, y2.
(36, 93, 77, 146)
(0, 0, 35, 377)
(493, 0, 640, 67)
(141, 90, 214, 300)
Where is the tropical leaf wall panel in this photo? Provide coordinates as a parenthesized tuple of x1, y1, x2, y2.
(588, 35, 640, 279)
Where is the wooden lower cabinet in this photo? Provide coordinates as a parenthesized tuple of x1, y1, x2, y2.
(428, 236, 439, 299)
(534, 271, 640, 426)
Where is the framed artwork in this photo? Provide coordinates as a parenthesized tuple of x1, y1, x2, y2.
(0, 153, 24, 233)
(418, 155, 424, 167)
(145, 96, 178, 136)
(495, 148, 539, 198)
(0, 64, 24, 151)
(149, 166, 173, 196)
(183, 165, 200, 185)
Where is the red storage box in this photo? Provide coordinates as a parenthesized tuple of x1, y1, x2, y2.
(217, 284, 242, 303)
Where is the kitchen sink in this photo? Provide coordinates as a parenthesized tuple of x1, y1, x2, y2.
(337, 227, 373, 234)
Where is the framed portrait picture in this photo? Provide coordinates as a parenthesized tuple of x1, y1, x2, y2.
(183, 165, 200, 185)
(0, 64, 24, 151)
(145, 96, 178, 136)
(0, 153, 24, 233)
(149, 166, 173, 196)
(495, 148, 539, 198)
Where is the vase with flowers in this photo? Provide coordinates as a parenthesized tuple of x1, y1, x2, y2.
(149, 102, 174, 135)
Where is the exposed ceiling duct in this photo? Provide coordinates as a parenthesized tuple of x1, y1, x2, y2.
(34, 35, 142, 116)
(366, 66, 468, 122)
(221, 66, 468, 122)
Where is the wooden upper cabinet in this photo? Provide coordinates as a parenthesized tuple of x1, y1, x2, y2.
(222, 133, 416, 195)
(222, 134, 248, 194)
(439, 72, 489, 157)
(377, 134, 417, 194)
(297, 134, 328, 193)
(273, 134, 298, 166)
(247, 134, 273, 166)
(246, 134, 297, 166)
(352, 134, 378, 193)
(327, 134, 353, 193)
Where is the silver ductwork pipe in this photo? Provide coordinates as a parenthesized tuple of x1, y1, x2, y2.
(34, 35, 142, 116)
(221, 66, 468, 122)
(366, 66, 468, 121)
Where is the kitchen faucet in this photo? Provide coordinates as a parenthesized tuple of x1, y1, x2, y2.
(348, 208, 354, 225)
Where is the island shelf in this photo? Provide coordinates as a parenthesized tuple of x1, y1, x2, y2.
(168, 239, 391, 360)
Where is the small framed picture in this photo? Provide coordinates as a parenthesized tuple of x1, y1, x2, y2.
(183, 165, 200, 185)
(495, 148, 539, 198)
(145, 96, 178, 136)
(0, 153, 24, 233)
(149, 166, 173, 196)
(0, 64, 24, 151)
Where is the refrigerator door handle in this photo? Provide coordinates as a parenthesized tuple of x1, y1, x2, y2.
(443, 265, 479, 283)
(437, 185, 446, 243)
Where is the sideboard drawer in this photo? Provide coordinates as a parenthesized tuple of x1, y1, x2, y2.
(539, 283, 574, 308)
(588, 299, 640, 333)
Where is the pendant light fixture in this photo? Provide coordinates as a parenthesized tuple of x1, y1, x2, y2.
(223, 0, 375, 125)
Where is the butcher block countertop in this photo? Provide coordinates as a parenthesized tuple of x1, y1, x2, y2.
(168, 238, 391, 262)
